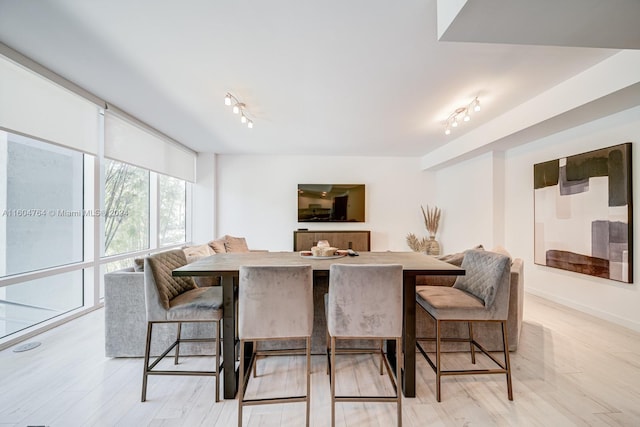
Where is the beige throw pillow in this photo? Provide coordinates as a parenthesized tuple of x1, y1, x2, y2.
(208, 239, 227, 253)
(224, 235, 250, 253)
(183, 244, 214, 263)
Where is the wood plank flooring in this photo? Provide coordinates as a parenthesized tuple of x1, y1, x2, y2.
(1, 293, 639, 426)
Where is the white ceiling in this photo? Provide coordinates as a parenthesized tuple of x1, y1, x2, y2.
(0, 0, 633, 157)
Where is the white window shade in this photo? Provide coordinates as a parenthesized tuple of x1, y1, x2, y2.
(0, 55, 100, 155)
(104, 110, 196, 182)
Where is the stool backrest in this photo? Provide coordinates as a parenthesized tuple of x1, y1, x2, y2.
(144, 249, 196, 321)
(328, 264, 403, 338)
(453, 249, 511, 319)
(239, 265, 313, 340)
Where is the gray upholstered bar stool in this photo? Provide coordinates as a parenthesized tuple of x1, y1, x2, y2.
(141, 249, 223, 402)
(237, 265, 313, 427)
(326, 264, 403, 427)
(416, 249, 513, 402)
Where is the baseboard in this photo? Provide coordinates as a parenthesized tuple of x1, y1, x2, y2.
(525, 289, 640, 333)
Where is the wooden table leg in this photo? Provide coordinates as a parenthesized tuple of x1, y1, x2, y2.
(403, 272, 416, 397)
(222, 273, 238, 399)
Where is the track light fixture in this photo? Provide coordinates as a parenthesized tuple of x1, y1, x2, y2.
(444, 97, 480, 135)
(224, 92, 254, 129)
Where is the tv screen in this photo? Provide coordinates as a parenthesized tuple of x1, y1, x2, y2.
(297, 184, 365, 222)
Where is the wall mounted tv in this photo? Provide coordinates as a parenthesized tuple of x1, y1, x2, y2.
(297, 184, 365, 222)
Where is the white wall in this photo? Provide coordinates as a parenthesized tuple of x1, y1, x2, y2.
(433, 106, 640, 331)
(434, 150, 506, 254)
(215, 155, 435, 251)
(191, 153, 216, 244)
(505, 106, 640, 331)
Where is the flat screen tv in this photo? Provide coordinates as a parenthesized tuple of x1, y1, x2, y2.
(297, 184, 365, 222)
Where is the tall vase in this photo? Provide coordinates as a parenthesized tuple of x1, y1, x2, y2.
(425, 235, 440, 256)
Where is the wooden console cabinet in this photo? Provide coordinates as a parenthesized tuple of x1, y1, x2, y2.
(293, 230, 370, 251)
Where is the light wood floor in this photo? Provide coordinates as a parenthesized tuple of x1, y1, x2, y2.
(1, 293, 639, 426)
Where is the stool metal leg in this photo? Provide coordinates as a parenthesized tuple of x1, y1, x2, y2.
(396, 339, 402, 427)
(436, 319, 442, 402)
(330, 336, 337, 427)
(502, 321, 514, 400)
(238, 339, 245, 427)
(306, 336, 311, 427)
(215, 320, 221, 402)
(141, 322, 153, 402)
(174, 322, 182, 365)
(468, 321, 476, 364)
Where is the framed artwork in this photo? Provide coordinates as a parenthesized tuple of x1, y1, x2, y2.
(534, 143, 633, 283)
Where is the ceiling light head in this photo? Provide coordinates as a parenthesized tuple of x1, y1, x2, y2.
(443, 97, 481, 135)
(225, 92, 254, 129)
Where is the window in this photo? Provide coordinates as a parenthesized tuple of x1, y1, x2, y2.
(0, 132, 84, 277)
(103, 159, 150, 256)
(0, 131, 85, 339)
(0, 53, 195, 348)
(0, 271, 83, 337)
(159, 174, 186, 246)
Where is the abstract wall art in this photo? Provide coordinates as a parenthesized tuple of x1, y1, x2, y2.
(534, 143, 633, 283)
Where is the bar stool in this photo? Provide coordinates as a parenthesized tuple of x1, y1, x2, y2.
(416, 249, 513, 401)
(326, 264, 403, 427)
(141, 249, 223, 402)
(237, 265, 313, 427)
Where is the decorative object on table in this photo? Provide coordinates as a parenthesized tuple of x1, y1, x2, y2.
(406, 205, 441, 255)
(534, 143, 633, 283)
(311, 239, 339, 256)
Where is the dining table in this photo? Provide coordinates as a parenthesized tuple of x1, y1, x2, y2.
(172, 250, 464, 399)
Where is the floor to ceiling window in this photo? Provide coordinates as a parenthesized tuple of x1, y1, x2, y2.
(159, 174, 186, 246)
(103, 159, 150, 257)
(0, 132, 85, 338)
(0, 51, 195, 347)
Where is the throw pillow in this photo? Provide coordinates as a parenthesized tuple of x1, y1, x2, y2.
(208, 238, 227, 254)
(436, 244, 484, 267)
(183, 244, 214, 262)
(224, 235, 250, 253)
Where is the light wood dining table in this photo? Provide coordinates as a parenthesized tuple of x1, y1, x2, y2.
(172, 251, 464, 399)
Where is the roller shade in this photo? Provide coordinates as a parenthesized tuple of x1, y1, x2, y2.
(104, 110, 196, 182)
(0, 55, 100, 155)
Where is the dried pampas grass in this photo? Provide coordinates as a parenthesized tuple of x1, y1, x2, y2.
(421, 205, 441, 236)
(406, 232, 428, 252)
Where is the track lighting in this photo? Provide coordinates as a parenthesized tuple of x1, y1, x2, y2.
(444, 97, 480, 135)
(224, 92, 254, 129)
